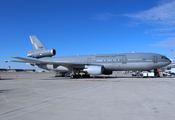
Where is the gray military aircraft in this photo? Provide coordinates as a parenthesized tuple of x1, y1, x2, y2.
(5, 36, 171, 78)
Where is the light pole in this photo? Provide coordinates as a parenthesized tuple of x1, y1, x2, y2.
(170, 50, 173, 63)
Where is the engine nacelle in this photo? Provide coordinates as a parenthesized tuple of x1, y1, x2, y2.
(83, 66, 103, 75)
(27, 49, 56, 58)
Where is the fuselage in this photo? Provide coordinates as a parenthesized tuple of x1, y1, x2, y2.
(38, 53, 171, 72)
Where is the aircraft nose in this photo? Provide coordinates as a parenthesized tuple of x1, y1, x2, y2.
(165, 58, 171, 66)
(161, 57, 171, 67)
(168, 58, 172, 64)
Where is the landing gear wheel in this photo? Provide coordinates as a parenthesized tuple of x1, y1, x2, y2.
(154, 69, 160, 78)
(70, 74, 81, 79)
(70, 75, 75, 79)
(82, 75, 90, 78)
(77, 74, 81, 78)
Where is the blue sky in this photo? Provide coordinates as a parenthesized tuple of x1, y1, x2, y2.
(1, 0, 175, 70)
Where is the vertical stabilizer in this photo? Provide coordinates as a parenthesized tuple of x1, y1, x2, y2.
(29, 36, 47, 50)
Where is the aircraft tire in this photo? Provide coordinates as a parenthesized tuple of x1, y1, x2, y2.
(70, 75, 75, 79)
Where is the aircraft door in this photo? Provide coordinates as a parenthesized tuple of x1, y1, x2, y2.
(122, 57, 127, 64)
(87, 58, 91, 64)
(154, 56, 158, 63)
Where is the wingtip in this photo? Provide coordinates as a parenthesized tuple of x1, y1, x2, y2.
(11, 56, 18, 58)
(4, 60, 13, 63)
(4, 60, 8, 63)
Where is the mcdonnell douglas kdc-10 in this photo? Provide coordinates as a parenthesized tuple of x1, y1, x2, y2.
(5, 36, 171, 78)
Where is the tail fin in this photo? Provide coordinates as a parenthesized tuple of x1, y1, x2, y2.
(27, 36, 56, 58)
(29, 36, 47, 50)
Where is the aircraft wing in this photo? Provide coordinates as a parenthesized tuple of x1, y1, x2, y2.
(5, 57, 45, 64)
(5, 56, 101, 67)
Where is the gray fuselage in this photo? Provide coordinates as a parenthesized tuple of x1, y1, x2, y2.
(38, 53, 171, 72)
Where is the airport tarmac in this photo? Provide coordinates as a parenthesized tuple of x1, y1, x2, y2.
(0, 73, 175, 120)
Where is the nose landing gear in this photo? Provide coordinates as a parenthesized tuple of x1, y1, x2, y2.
(154, 69, 160, 77)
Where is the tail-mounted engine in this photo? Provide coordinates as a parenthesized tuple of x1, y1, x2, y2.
(27, 49, 56, 58)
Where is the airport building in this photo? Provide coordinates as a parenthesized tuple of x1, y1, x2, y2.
(0, 68, 36, 72)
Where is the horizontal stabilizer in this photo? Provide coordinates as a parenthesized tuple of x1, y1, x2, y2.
(12, 56, 41, 62)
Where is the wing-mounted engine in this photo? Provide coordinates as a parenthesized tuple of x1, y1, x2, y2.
(83, 66, 113, 75)
(27, 49, 56, 58)
(83, 66, 103, 75)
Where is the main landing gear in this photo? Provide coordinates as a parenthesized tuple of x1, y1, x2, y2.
(70, 74, 90, 79)
(55, 72, 67, 77)
(154, 69, 160, 77)
(70, 74, 81, 78)
(70, 69, 90, 79)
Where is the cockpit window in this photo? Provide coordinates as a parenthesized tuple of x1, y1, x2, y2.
(162, 56, 168, 59)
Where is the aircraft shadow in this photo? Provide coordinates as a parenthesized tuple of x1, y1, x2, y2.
(0, 78, 14, 80)
(0, 89, 13, 93)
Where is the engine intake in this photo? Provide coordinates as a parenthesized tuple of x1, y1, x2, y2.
(27, 49, 56, 58)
